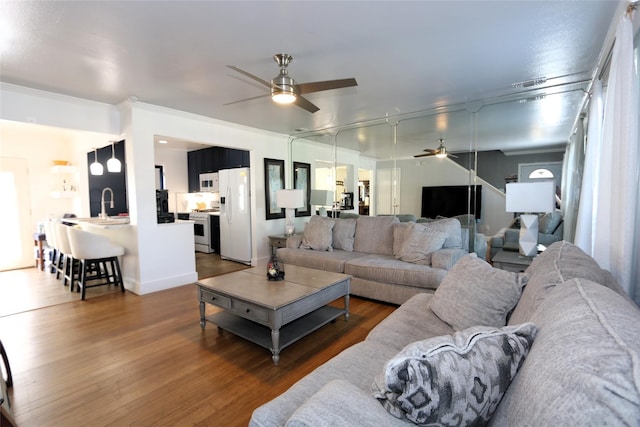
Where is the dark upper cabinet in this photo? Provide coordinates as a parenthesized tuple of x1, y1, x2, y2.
(187, 147, 250, 192)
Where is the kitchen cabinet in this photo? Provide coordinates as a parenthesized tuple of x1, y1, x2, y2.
(187, 147, 250, 192)
(210, 214, 220, 254)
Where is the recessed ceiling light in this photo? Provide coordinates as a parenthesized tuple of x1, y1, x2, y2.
(158, 139, 168, 144)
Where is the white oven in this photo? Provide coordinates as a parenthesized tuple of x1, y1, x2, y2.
(190, 211, 213, 253)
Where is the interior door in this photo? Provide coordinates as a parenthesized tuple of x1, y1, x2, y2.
(0, 157, 34, 271)
(376, 168, 401, 215)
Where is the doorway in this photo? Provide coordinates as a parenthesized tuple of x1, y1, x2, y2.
(0, 157, 34, 271)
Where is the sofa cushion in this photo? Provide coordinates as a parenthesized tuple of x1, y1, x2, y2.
(366, 293, 455, 351)
(373, 323, 537, 426)
(430, 254, 524, 331)
(354, 216, 399, 256)
(425, 217, 462, 249)
(250, 340, 400, 427)
(490, 278, 640, 426)
(344, 254, 447, 291)
(332, 218, 357, 252)
(396, 222, 447, 265)
(285, 380, 407, 427)
(300, 216, 334, 251)
(508, 241, 622, 325)
(277, 248, 365, 273)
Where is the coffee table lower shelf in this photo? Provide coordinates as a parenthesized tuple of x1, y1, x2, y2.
(204, 305, 345, 363)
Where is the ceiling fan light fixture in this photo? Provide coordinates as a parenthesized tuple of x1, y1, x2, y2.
(271, 87, 296, 104)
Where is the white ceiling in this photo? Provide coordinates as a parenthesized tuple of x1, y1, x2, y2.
(0, 1, 624, 159)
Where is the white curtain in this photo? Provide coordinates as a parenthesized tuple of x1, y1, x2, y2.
(575, 81, 603, 252)
(561, 118, 585, 243)
(577, 11, 639, 302)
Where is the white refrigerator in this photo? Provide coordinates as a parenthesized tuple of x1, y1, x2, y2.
(219, 167, 252, 264)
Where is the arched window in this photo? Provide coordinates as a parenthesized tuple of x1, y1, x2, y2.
(529, 168, 554, 179)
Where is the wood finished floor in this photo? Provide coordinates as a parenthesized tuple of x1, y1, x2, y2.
(0, 255, 396, 426)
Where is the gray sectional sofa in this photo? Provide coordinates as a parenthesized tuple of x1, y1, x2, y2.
(251, 241, 640, 426)
(277, 215, 468, 305)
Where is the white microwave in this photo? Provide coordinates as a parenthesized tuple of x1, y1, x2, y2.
(199, 172, 218, 192)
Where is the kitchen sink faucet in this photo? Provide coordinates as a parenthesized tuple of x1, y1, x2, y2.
(100, 187, 114, 219)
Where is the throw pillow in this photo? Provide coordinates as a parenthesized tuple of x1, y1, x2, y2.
(353, 216, 399, 256)
(300, 216, 335, 251)
(396, 222, 448, 265)
(372, 323, 538, 426)
(332, 218, 357, 251)
(430, 254, 525, 330)
(539, 211, 562, 234)
(424, 218, 462, 249)
(392, 222, 412, 256)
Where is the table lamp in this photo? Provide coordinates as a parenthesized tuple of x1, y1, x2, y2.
(276, 189, 304, 236)
(505, 181, 555, 256)
(310, 189, 333, 217)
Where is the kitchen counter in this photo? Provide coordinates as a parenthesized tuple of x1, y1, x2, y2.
(65, 217, 131, 229)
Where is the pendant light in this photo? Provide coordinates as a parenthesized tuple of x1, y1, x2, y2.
(106, 141, 122, 173)
(90, 148, 104, 176)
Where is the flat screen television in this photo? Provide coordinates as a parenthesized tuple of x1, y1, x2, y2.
(421, 185, 482, 220)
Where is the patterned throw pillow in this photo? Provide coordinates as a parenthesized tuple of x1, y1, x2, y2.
(300, 216, 335, 251)
(373, 323, 537, 426)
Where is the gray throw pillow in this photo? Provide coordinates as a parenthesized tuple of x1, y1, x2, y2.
(392, 222, 412, 256)
(332, 218, 357, 251)
(430, 254, 525, 330)
(424, 218, 462, 248)
(300, 216, 335, 251)
(373, 323, 537, 426)
(539, 211, 562, 234)
(396, 222, 447, 265)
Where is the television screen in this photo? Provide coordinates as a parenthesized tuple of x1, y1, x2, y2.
(421, 185, 482, 219)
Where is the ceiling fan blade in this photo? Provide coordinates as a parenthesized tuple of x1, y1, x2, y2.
(224, 93, 271, 106)
(295, 78, 357, 94)
(294, 95, 320, 113)
(227, 65, 273, 89)
(414, 153, 435, 158)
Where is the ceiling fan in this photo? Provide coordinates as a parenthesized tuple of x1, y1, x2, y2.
(226, 54, 357, 113)
(414, 138, 457, 159)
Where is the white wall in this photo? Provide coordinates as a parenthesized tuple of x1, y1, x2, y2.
(153, 146, 189, 213)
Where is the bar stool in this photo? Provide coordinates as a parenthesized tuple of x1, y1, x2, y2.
(54, 223, 77, 290)
(44, 220, 60, 276)
(66, 227, 125, 300)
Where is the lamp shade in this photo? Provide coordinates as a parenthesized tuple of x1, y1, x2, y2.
(90, 149, 104, 176)
(276, 189, 304, 209)
(107, 142, 122, 173)
(505, 181, 554, 213)
(310, 189, 333, 206)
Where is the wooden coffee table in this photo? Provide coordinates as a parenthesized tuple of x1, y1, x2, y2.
(197, 264, 351, 365)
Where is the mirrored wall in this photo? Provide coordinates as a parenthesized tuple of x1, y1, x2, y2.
(290, 79, 589, 238)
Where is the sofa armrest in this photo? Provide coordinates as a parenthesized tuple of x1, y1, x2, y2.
(284, 380, 405, 427)
(490, 228, 507, 248)
(431, 248, 467, 270)
(286, 235, 303, 249)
